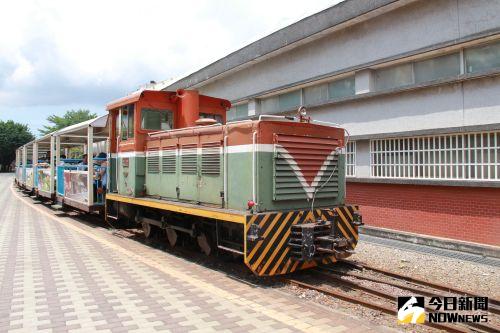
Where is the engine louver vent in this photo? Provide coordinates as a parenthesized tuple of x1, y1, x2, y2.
(161, 145, 176, 174)
(181, 144, 198, 174)
(201, 142, 221, 175)
(147, 148, 160, 174)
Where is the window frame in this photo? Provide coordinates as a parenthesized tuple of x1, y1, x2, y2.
(346, 141, 356, 177)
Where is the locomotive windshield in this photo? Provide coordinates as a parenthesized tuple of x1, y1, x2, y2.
(141, 109, 174, 131)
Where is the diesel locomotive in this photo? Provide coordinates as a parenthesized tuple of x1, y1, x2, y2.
(16, 89, 362, 276)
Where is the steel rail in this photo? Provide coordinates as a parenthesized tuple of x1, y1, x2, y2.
(318, 266, 500, 316)
(286, 278, 470, 333)
(312, 270, 499, 333)
(339, 260, 500, 307)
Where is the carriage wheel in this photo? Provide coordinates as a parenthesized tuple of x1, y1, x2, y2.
(166, 228, 177, 247)
(197, 232, 211, 256)
(142, 222, 158, 238)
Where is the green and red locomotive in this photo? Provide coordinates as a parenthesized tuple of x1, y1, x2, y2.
(14, 88, 362, 276)
(105, 89, 362, 276)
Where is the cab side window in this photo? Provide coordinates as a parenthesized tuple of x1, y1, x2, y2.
(120, 104, 135, 140)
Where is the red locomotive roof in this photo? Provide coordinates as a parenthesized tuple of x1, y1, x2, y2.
(106, 90, 175, 111)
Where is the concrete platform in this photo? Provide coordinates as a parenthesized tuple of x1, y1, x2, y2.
(0, 174, 390, 333)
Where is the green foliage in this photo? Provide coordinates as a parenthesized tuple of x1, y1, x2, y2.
(0, 120, 34, 172)
(39, 109, 97, 135)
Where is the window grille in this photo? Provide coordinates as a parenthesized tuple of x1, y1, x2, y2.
(346, 141, 356, 177)
(370, 132, 500, 181)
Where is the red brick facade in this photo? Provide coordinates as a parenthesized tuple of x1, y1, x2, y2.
(346, 182, 500, 246)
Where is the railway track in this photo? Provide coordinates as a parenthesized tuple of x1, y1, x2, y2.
(286, 260, 499, 333)
(33, 199, 500, 332)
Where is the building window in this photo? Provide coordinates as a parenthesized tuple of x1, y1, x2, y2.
(260, 90, 302, 114)
(260, 96, 279, 114)
(328, 76, 355, 99)
(304, 84, 328, 105)
(346, 141, 356, 177)
(278, 90, 301, 111)
(227, 103, 248, 121)
(375, 63, 414, 91)
(465, 40, 500, 74)
(414, 52, 460, 83)
(370, 132, 500, 181)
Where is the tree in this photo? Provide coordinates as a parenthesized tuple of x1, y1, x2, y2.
(39, 109, 97, 135)
(0, 121, 35, 172)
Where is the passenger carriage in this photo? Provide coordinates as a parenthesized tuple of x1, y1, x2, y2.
(14, 116, 109, 213)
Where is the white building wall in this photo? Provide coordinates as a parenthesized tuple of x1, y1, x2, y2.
(197, 0, 500, 102)
(172, 0, 500, 184)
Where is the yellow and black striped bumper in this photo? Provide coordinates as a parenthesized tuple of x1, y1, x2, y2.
(244, 205, 360, 276)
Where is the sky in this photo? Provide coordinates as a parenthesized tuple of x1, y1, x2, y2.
(0, 0, 342, 135)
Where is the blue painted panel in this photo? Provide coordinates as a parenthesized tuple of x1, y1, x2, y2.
(34, 166, 39, 188)
(57, 165, 78, 196)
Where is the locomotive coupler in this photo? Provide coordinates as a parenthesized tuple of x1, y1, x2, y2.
(289, 217, 353, 261)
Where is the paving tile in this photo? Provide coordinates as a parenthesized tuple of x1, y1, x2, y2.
(0, 175, 388, 333)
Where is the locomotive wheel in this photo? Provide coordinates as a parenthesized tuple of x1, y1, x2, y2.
(166, 228, 177, 247)
(142, 222, 158, 238)
(197, 232, 211, 256)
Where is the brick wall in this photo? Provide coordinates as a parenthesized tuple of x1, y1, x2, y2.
(346, 182, 500, 246)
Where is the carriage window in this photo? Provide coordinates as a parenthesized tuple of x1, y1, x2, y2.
(120, 104, 135, 140)
(141, 109, 173, 131)
(199, 112, 223, 124)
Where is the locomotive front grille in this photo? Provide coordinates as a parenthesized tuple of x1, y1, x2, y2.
(273, 134, 340, 201)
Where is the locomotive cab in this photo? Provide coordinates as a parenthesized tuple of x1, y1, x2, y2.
(106, 90, 230, 197)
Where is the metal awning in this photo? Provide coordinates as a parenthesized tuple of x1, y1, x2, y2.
(34, 132, 55, 146)
(54, 115, 109, 144)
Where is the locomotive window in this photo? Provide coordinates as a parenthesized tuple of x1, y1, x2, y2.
(141, 109, 173, 131)
(128, 107, 134, 138)
(120, 104, 135, 140)
(199, 113, 223, 124)
(121, 109, 128, 140)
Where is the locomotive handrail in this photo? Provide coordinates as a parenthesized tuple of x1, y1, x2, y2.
(310, 119, 350, 147)
(148, 123, 223, 137)
(258, 115, 295, 121)
(310, 119, 342, 128)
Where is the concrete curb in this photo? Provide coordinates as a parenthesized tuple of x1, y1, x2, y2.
(359, 226, 500, 259)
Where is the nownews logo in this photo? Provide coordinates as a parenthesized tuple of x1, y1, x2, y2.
(397, 296, 425, 324)
(397, 296, 489, 324)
